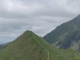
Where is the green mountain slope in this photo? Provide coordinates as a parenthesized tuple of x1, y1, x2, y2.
(0, 30, 67, 60)
(0, 42, 10, 50)
(43, 14, 80, 50)
(0, 30, 80, 60)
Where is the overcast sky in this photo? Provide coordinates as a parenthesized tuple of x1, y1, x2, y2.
(0, 0, 80, 43)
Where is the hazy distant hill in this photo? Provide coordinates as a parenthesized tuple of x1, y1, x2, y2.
(44, 15, 80, 50)
(0, 43, 9, 49)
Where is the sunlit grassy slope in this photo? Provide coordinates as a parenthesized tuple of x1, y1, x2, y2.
(0, 30, 80, 60)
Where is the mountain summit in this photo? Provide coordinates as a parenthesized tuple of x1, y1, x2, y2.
(0, 30, 69, 60)
(0, 31, 80, 60)
(43, 14, 80, 50)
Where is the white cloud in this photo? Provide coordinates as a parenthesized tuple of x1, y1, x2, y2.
(0, 0, 79, 43)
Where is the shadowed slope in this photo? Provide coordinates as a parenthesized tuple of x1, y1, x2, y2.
(43, 15, 80, 50)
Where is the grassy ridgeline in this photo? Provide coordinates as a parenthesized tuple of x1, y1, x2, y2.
(0, 30, 79, 60)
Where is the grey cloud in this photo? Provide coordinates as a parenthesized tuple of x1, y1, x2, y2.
(0, 0, 79, 43)
(0, 0, 78, 19)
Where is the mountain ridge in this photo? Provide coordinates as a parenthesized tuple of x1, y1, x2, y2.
(0, 30, 68, 60)
(0, 30, 79, 60)
(43, 14, 80, 50)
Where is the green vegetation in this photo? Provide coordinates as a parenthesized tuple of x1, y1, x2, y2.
(0, 30, 80, 60)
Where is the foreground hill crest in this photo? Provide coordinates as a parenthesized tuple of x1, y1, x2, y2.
(0, 30, 69, 60)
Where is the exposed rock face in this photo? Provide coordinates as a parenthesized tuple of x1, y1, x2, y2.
(43, 14, 80, 50)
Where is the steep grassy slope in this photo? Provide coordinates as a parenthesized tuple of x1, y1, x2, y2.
(43, 15, 80, 50)
(0, 30, 67, 60)
(0, 30, 80, 60)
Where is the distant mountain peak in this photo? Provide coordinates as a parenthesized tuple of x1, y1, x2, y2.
(77, 14, 80, 17)
(43, 14, 80, 50)
(73, 14, 80, 21)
